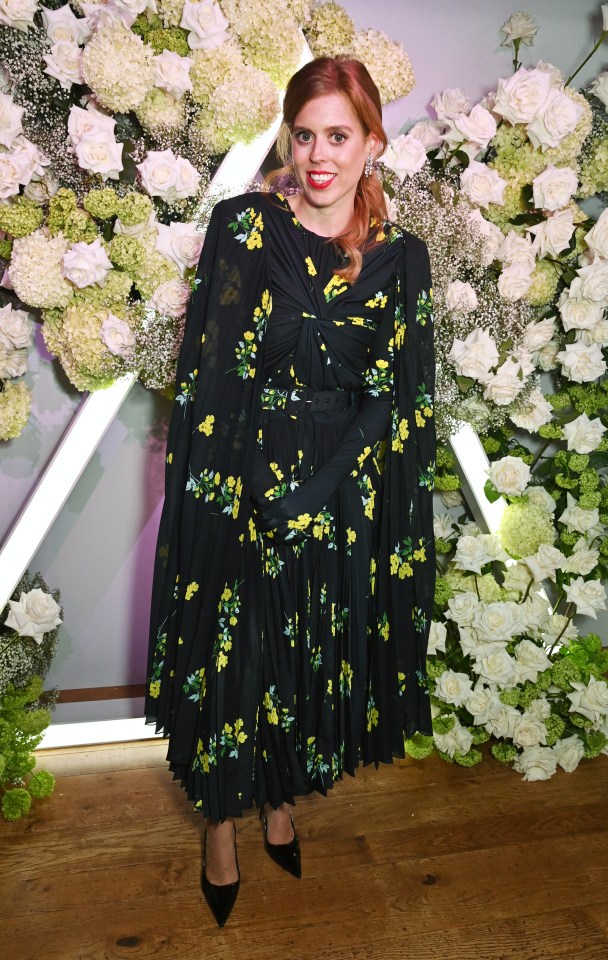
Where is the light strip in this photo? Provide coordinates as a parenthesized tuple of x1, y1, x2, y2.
(0, 374, 136, 610)
(39, 717, 164, 749)
(449, 422, 506, 533)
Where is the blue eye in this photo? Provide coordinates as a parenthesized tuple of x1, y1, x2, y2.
(295, 130, 312, 143)
(333, 133, 346, 143)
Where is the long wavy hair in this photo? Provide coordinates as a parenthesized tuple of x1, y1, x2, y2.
(265, 57, 388, 283)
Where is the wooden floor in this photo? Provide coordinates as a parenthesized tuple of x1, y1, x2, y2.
(2, 748, 608, 960)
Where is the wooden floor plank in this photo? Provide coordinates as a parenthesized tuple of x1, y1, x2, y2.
(1, 751, 606, 960)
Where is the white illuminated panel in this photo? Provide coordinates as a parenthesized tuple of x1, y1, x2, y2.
(39, 717, 162, 749)
(449, 422, 506, 533)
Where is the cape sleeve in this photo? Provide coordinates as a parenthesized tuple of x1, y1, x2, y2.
(146, 194, 270, 730)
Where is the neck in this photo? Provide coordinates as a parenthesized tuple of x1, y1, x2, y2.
(286, 194, 354, 238)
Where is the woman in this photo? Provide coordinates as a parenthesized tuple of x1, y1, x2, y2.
(145, 56, 436, 927)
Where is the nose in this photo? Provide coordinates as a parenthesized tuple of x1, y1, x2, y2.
(309, 136, 326, 164)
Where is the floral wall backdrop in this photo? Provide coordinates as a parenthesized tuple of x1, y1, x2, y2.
(0, 0, 607, 788)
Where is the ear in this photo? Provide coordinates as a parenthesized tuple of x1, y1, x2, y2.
(366, 133, 382, 159)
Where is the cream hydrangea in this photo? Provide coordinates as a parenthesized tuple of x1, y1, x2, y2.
(135, 88, 186, 137)
(499, 500, 557, 558)
(192, 65, 279, 153)
(157, 0, 185, 26)
(81, 25, 155, 112)
(305, 0, 354, 57)
(221, 0, 302, 87)
(9, 230, 73, 309)
(0, 379, 31, 441)
(189, 40, 243, 107)
(349, 29, 415, 105)
(42, 302, 130, 391)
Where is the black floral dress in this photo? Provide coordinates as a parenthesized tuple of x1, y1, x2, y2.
(145, 193, 436, 821)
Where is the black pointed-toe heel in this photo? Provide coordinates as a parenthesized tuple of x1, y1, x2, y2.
(260, 805, 302, 879)
(201, 823, 240, 927)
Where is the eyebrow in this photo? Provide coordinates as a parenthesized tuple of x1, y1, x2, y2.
(293, 124, 355, 133)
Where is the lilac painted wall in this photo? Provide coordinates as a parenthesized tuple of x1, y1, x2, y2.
(1, 0, 605, 722)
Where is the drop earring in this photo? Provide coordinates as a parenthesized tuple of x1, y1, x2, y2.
(364, 155, 374, 178)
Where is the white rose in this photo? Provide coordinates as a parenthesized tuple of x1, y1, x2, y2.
(563, 577, 606, 619)
(453, 535, 494, 575)
(500, 11, 539, 46)
(448, 327, 498, 380)
(589, 71, 608, 109)
(526, 486, 556, 514)
(100, 313, 135, 357)
(408, 119, 445, 151)
(0, 302, 31, 349)
(522, 591, 552, 632)
(43, 41, 83, 90)
(559, 493, 600, 535)
(440, 489, 463, 508)
(527, 88, 585, 151)
(149, 278, 191, 317)
(455, 624, 487, 659)
(552, 735, 585, 773)
(473, 604, 518, 645)
(532, 164, 578, 212)
(582, 317, 608, 347)
(527, 698, 551, 722)
(497, 263, 534, 302)
(488, 455, 531, 497)
(434, 669, 473, 708)
(80, 0, 135, 29)
(23, 174, 59, 203)
(0, 0, 38, 32)
(523, 316, 556, 352)
(112, 0, 152, 16)
(528, 209, 575, 258)
(0, 92, 24, 150)
(513, 745, 558, 781)
(75, 133, 124, 180)
(577, 257, 608, 302)
(512, 713, 547, 749)
(427, 620, 448, 656)
(467, 209, 504, 265)
(562, 537, 600, 576)
(154, 50, 193, 99)
(486, 701, 520, 740)
(567, 677, 608, 726)
(114, 211, 157, 237)
(585, 208, 608, 258)
(481, 357, 526, 405)
(444, 280, 478, 315)
(434, 719, 473, 759)
(180, 0, 229, 50)
(563, 412, 606, 454)
(381, 134, 427, 181)
(0, 149, 30, 199)
(477, 533, 510, 564)
(0, 344, 28, 378)
(12, 135, 47, 182)
(41, 4, 91, 45)
(493, 68, 552, 125)
(156, 221, 204, 276)
(511, 346, 538, 378)
(431, 87, 471, 121)
(62, 238, 113, 288)
(138, 149, 200, 201)
(514, 638, 552, 684)
(4, 587, 62, 641)
(465, 684, 496, 725)
(460, 161, 507, 208)
(556, 341, 606, 383)
(523, 544, 565, 583)
(446, 591, 481, 626)
(433, 513, 455, 540)
(68, 105, 116, 145)
(499, 230, 536, 270)
(558, 290, 604, 332)
(510, 387, 553, 431)
(443, 104, 497, 152)
(535, 339, 560, 371)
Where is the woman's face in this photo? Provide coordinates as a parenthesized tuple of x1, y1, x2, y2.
(291, 92, 378, 222)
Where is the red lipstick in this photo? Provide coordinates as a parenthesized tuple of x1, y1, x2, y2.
(306, 171, 336, 190)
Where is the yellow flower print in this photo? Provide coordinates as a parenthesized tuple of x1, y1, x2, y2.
(376, 229, 386, 242)
(243, 330, 255, 342)
(229, 615, 237, 626)
(324, 273, 349, 301)
(414, 546, 427, 562)
(166, 451, 173, 464)
(399, 562, 413, 579)
(367, 696, 379, 731)
(246, 229, 262, 250)
(197, 414, 215, 435)
(217, 651, 228, 670)
(254, 213, 264, 230)
(288, 513, 312, 531)
(269, 462, 284, 481)
(214, 472, 221, 484)
(185, 581, 199, 600)
(249, 516, 257, 542)
(350, 316, 365, 326)
(221, 586, 232, 602)
(424, 406, 433, 418)
(415, 409, 426, 428)
(346, 528, 356, 545)
(305, 256, 317, 276)
(365, 291, 388, 309)
(399, 419, 409, 440)
(149, 680, 160, 698)
(313, 524, 324, 539)
(376, 358, 389, 369)
(235, 718, 247, 744)
(327, 679, 333, 694)
(357, 446, 372, 468)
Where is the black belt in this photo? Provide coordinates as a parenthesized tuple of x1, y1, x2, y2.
(284, 388, 360, 415)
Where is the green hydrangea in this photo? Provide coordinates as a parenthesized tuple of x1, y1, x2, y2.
(1, 787, 31, 821)
(426, 659, 446, 681)
(74, 269, 133, 308)
(435, 538, 454, 555)
(499, 501, 556, 558)
(453, 748, 482, 767)
(147, 26, 191, 55)
(470, 727, 490, 745)
(131, 11, 162, 38)
(555, 473, 579, 490)
(434, 578, 453, 609)
(108, 235, 146, 274)
(491, 742, 518, 764)
(568, 454, 590, 474)
(116, 192, 153, 227)
(28, 769, 55, 799)
(404, 733, 435, 759)
(548, 392, 570, 410)
(84, 188, 119, 221)
(560, 529, 580, 547)
(48, 188, 78, 234)
(432, 715, 456, 735)
(543, 714, 566, 746)
(436, 445, 456, 468)
(0, 196, 44, 238)
(579, 468, 599, 489)
(434, 473, 461, 491)
(62, 209, 99, 244)
(583, 730, 608, 759)
(0, 238, 12, 260)
(525, 259, 560, 307)
(518, 682, 540, 708)
(538, 423, 563, 440)
(578, 491, 601, 510)
(482, 437, 501, 455)
(499, 688, 520, 707)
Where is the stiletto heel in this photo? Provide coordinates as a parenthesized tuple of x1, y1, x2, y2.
(260, 805, 302, 879)
(201, 823, 240, 927)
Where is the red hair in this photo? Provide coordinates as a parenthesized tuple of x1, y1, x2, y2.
(265, 57, 388, 283)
